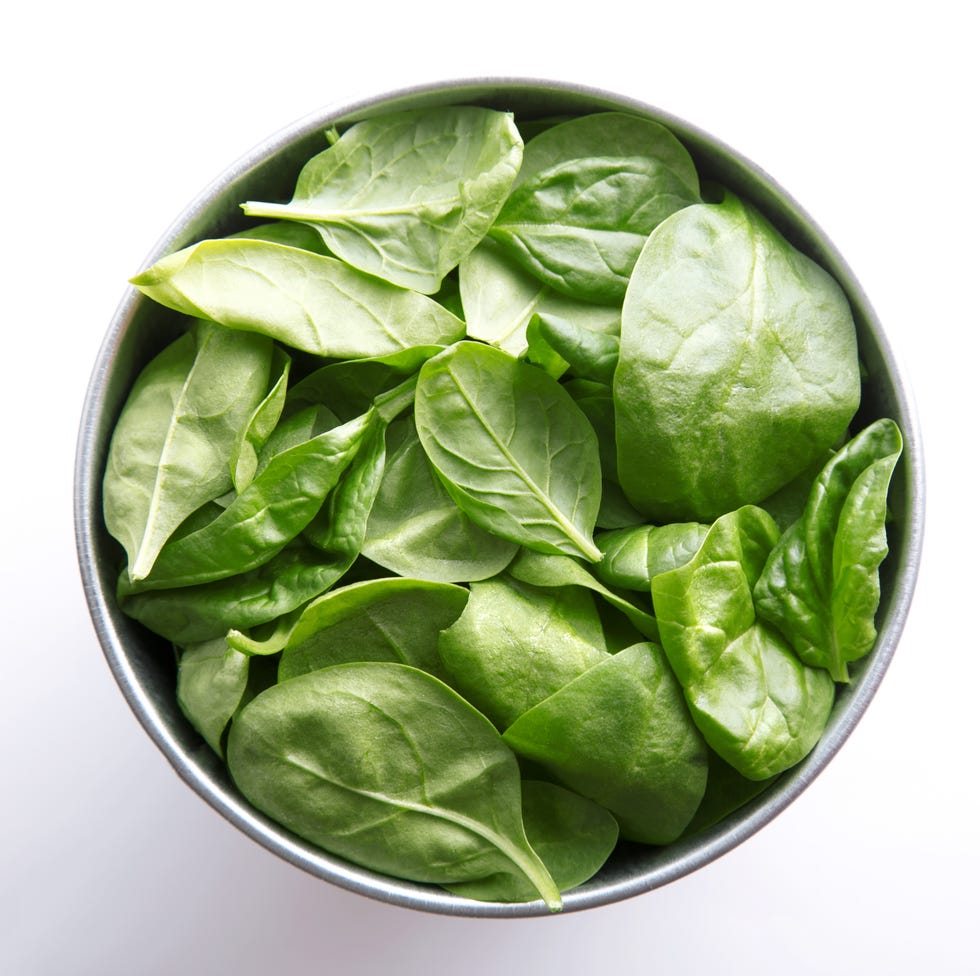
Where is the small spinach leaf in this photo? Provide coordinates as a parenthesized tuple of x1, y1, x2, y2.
(595, 522, 708, 592)
(754, 418, 903, 682)
(415, 341, 603, 562)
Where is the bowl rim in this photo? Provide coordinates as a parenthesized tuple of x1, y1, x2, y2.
(74, 75, 926, 917)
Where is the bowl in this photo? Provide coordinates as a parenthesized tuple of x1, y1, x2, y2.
(74, 77, 925, 917)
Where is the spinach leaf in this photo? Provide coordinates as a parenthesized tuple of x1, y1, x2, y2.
(415, 341, 603, 562)
(176, 638, 252, 757)
(229, 221, 330, 253)
(230, 346, 291, 492)
(125, 411, 373, 591)
(614, 192, 861, 522)
(533, 313, 619, 385)
(502, 643, 709, 844)
(508, 548, 659, 642)
(595, 522, 708, 592)
(438, 575, 608, 730)
(680, 751, 777, 837)
(130, 239, 465, 359)
(445, 780, 618, 903)
(103, 321, 273, 581)
(459, 237, 619, 356)
(361, 419, 518, 583)
(260, 577, 467, 681)
(118, 540, 360, 645)
(241, 107, 524, 293)
(754, 419, 903, 682)
(226, 663, 562, 910)
(489, 112, 701, 303)
(651, 506, 836, 780)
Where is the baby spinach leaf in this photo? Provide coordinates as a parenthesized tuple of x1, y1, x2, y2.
(103, 321, 274, 581)
(131, 239, 465, 359)
(681, 751, 777, 837)
(651, 506, 836, 780)
(125, 411, 372, 591)
(614, 192, 861, 522)
(229, 221, 330, 253)
(459, 238, 619, 356)
(415, 341, 603, 562)
(595, 522, 708, 592)
(230, 346, 291, 492)
(437, 576, 608, 730)
(445, 780, 618, 903)
(489, 112, 701, 303)
(508, 548, 659, 642)
(226, 663, 562, 910)
(254, 404, 339, 479)
(176, 638, 251, 757)
(118, 540, 359, 645)
(239, 577, 469, 681)
(754, 419, 903, 682)
(241, 106, 524, 293)
(360, 419, 518, 583)
(533, 313, 620, 385)
(502, 642, 709, 844)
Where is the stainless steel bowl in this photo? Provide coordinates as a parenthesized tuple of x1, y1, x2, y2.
(74, 77, 925, 917)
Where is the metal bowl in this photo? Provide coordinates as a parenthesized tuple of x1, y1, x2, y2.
(74, 77, 925, 917)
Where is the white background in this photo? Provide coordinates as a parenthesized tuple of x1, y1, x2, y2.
(3, 3, 976, 973)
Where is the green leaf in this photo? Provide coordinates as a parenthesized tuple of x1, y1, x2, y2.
(415, 341, 603, 561)
(490, 112, 700, 303)
(503, 643, 709, 844)
(437, 575, 608, 730)
(614, 192, 861, 522)
(232, 577, 469, 682)
(361, 419, 518, 583)
(532, 313, 620, 385)
(131, 239, 464, 358)
(651, 506, 836, 780)
(176, 638, 251, 757)
(241, 107, 524, 293)
(595, 522, 708, 592)
(754, 419, 903, 682)
(103, 322, 273, 580)
(226, 663, 562, 910)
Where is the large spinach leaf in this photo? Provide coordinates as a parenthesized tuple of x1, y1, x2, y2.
(754, 419, 903, 682)
(489, 112, 701, 303)
(103, 321, 273, 581)
(131, 239, 465, 358)
(241, 107, 523, 293)
(415, 341, 603, 561)
(614, 192, 861, 522)
(503, 642, 709, 844)
(651, 506, 836, 780)
(226, 663, 562, 910)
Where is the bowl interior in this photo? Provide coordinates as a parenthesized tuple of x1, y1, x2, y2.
(75, 78, 924, 917)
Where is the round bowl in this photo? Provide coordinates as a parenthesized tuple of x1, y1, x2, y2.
(74, 77, 925, 917)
